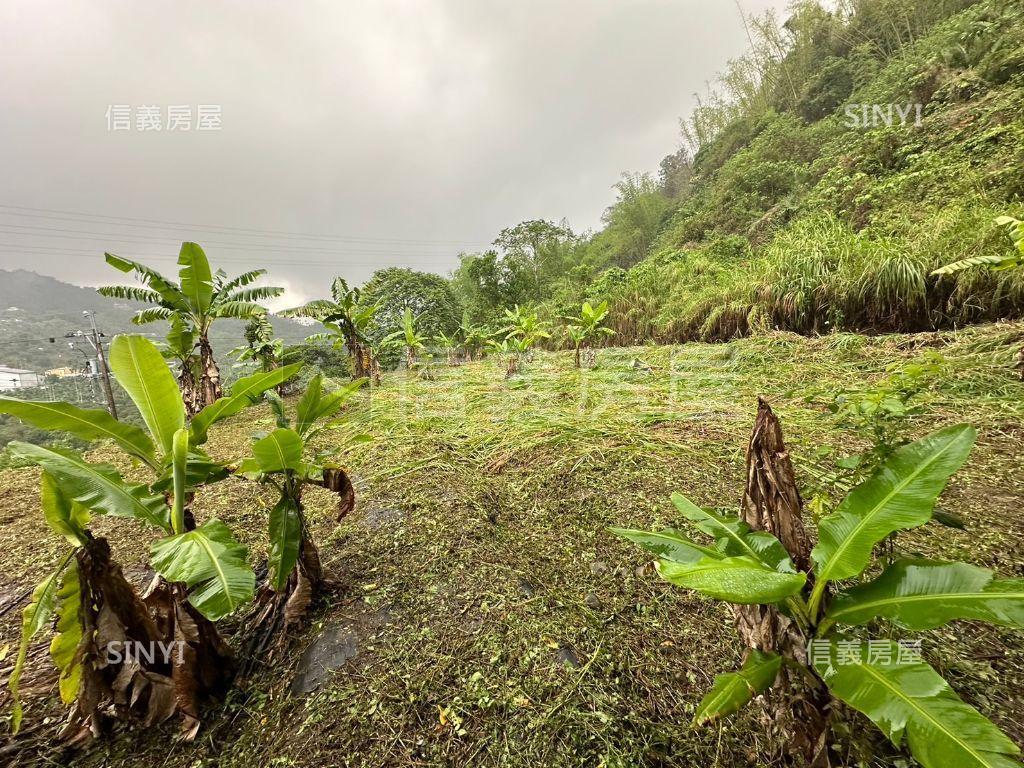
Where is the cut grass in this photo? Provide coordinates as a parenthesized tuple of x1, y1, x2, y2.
(1, 323, 1023, 767)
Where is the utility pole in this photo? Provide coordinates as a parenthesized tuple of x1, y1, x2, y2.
(81, 311, 118, 419)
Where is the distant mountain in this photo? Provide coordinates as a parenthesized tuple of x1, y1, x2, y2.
(0, 269, 314, 372)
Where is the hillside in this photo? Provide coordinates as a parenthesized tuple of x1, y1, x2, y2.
(0, 269, 312, 372)
(583, 0, 1024, 343)
(4, 3, 1024, 766)
(446, 0, 1024, 347)
(2, 324, 1022, 767)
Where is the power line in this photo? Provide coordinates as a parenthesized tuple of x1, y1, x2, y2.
(0, 223, 472, 256)
(0, 248, 441, 271)
(0, 244, 463, 269)
(0, 337, 125, 347)
(0, 204, 491, 247)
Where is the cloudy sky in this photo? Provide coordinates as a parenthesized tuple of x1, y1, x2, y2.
(1, 0, 788, 308)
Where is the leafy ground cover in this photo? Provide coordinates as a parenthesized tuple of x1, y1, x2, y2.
(2, 322, 1023, 767)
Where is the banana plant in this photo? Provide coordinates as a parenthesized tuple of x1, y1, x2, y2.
(458, 316, 489, 361)
(486, 334, 532, 377)
(281, 276, 380, 379)
(432, 329, 461, 366)
(98, 242, 283, 407)
(563, 300, 614, 367)
(613, 423, 1024, 768)
(237, 374, 369, 640)
(231, 314, 284, 373)
(0, 335, 299, 738)
(382, 307, 428, 372)
(501, 304, 551, 351)
(933, 215, 1024, 276)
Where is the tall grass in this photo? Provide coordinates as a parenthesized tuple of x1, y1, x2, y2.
(595, 205, 1024, 344)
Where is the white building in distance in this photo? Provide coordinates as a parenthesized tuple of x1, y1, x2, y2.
(0, 366, 42, 390)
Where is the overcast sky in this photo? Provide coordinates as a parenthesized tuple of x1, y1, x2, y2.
(0, 0, 789, 309)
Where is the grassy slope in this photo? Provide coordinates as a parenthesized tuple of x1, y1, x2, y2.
(587, 0, 1024, 343)
(2, 324, 1024, 767)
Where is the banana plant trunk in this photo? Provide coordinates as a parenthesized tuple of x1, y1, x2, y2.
(574, 345, 581, 368)
(177, 361, 201, 418)
(62, 536, 233, 744)
(243, 468, 356, 661)
(735, 398, 832, 767)
(343, 329, 370, 380)
(264, 357, 286, 395)
(198, 335, 223, 407)
(368, 350, 381, 385)
(245, 527, 325, 663)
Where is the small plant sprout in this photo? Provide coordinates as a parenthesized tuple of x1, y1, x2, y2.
(563, 300, 614, 367)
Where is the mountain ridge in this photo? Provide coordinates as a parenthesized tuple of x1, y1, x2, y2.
(0, 268, 312, 371)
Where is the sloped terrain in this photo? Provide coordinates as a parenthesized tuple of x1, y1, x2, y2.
(2, 323, 1023, 767)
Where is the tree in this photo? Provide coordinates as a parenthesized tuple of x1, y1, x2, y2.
(231, 314, 283, 373)
(452, 250, 534, 324)
(360, 267, 462, 346)
(658, 146, 694, 199)
(493, 219, 577, 301)
(600, 173, 674, 267)
(1, 335, 298, 739)
(613, 401, 1022, 768)
(281, 277, 379, 379)
(98, 242, 283, 410)
(563, 300, 615, 367)
(279, 340, 351, 381)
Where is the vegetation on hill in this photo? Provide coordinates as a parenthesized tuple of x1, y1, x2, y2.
(424, 0, 1024, 345)
(10, 0, 1023, 382)
(0, 269, 310, 373)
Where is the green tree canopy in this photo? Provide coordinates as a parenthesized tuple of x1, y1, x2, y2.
(361, 267, 462, 342)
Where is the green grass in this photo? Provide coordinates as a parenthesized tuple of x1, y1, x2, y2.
(2, 323, 1024, 767)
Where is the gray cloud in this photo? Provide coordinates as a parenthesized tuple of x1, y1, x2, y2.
(0, 0, 789, 307)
